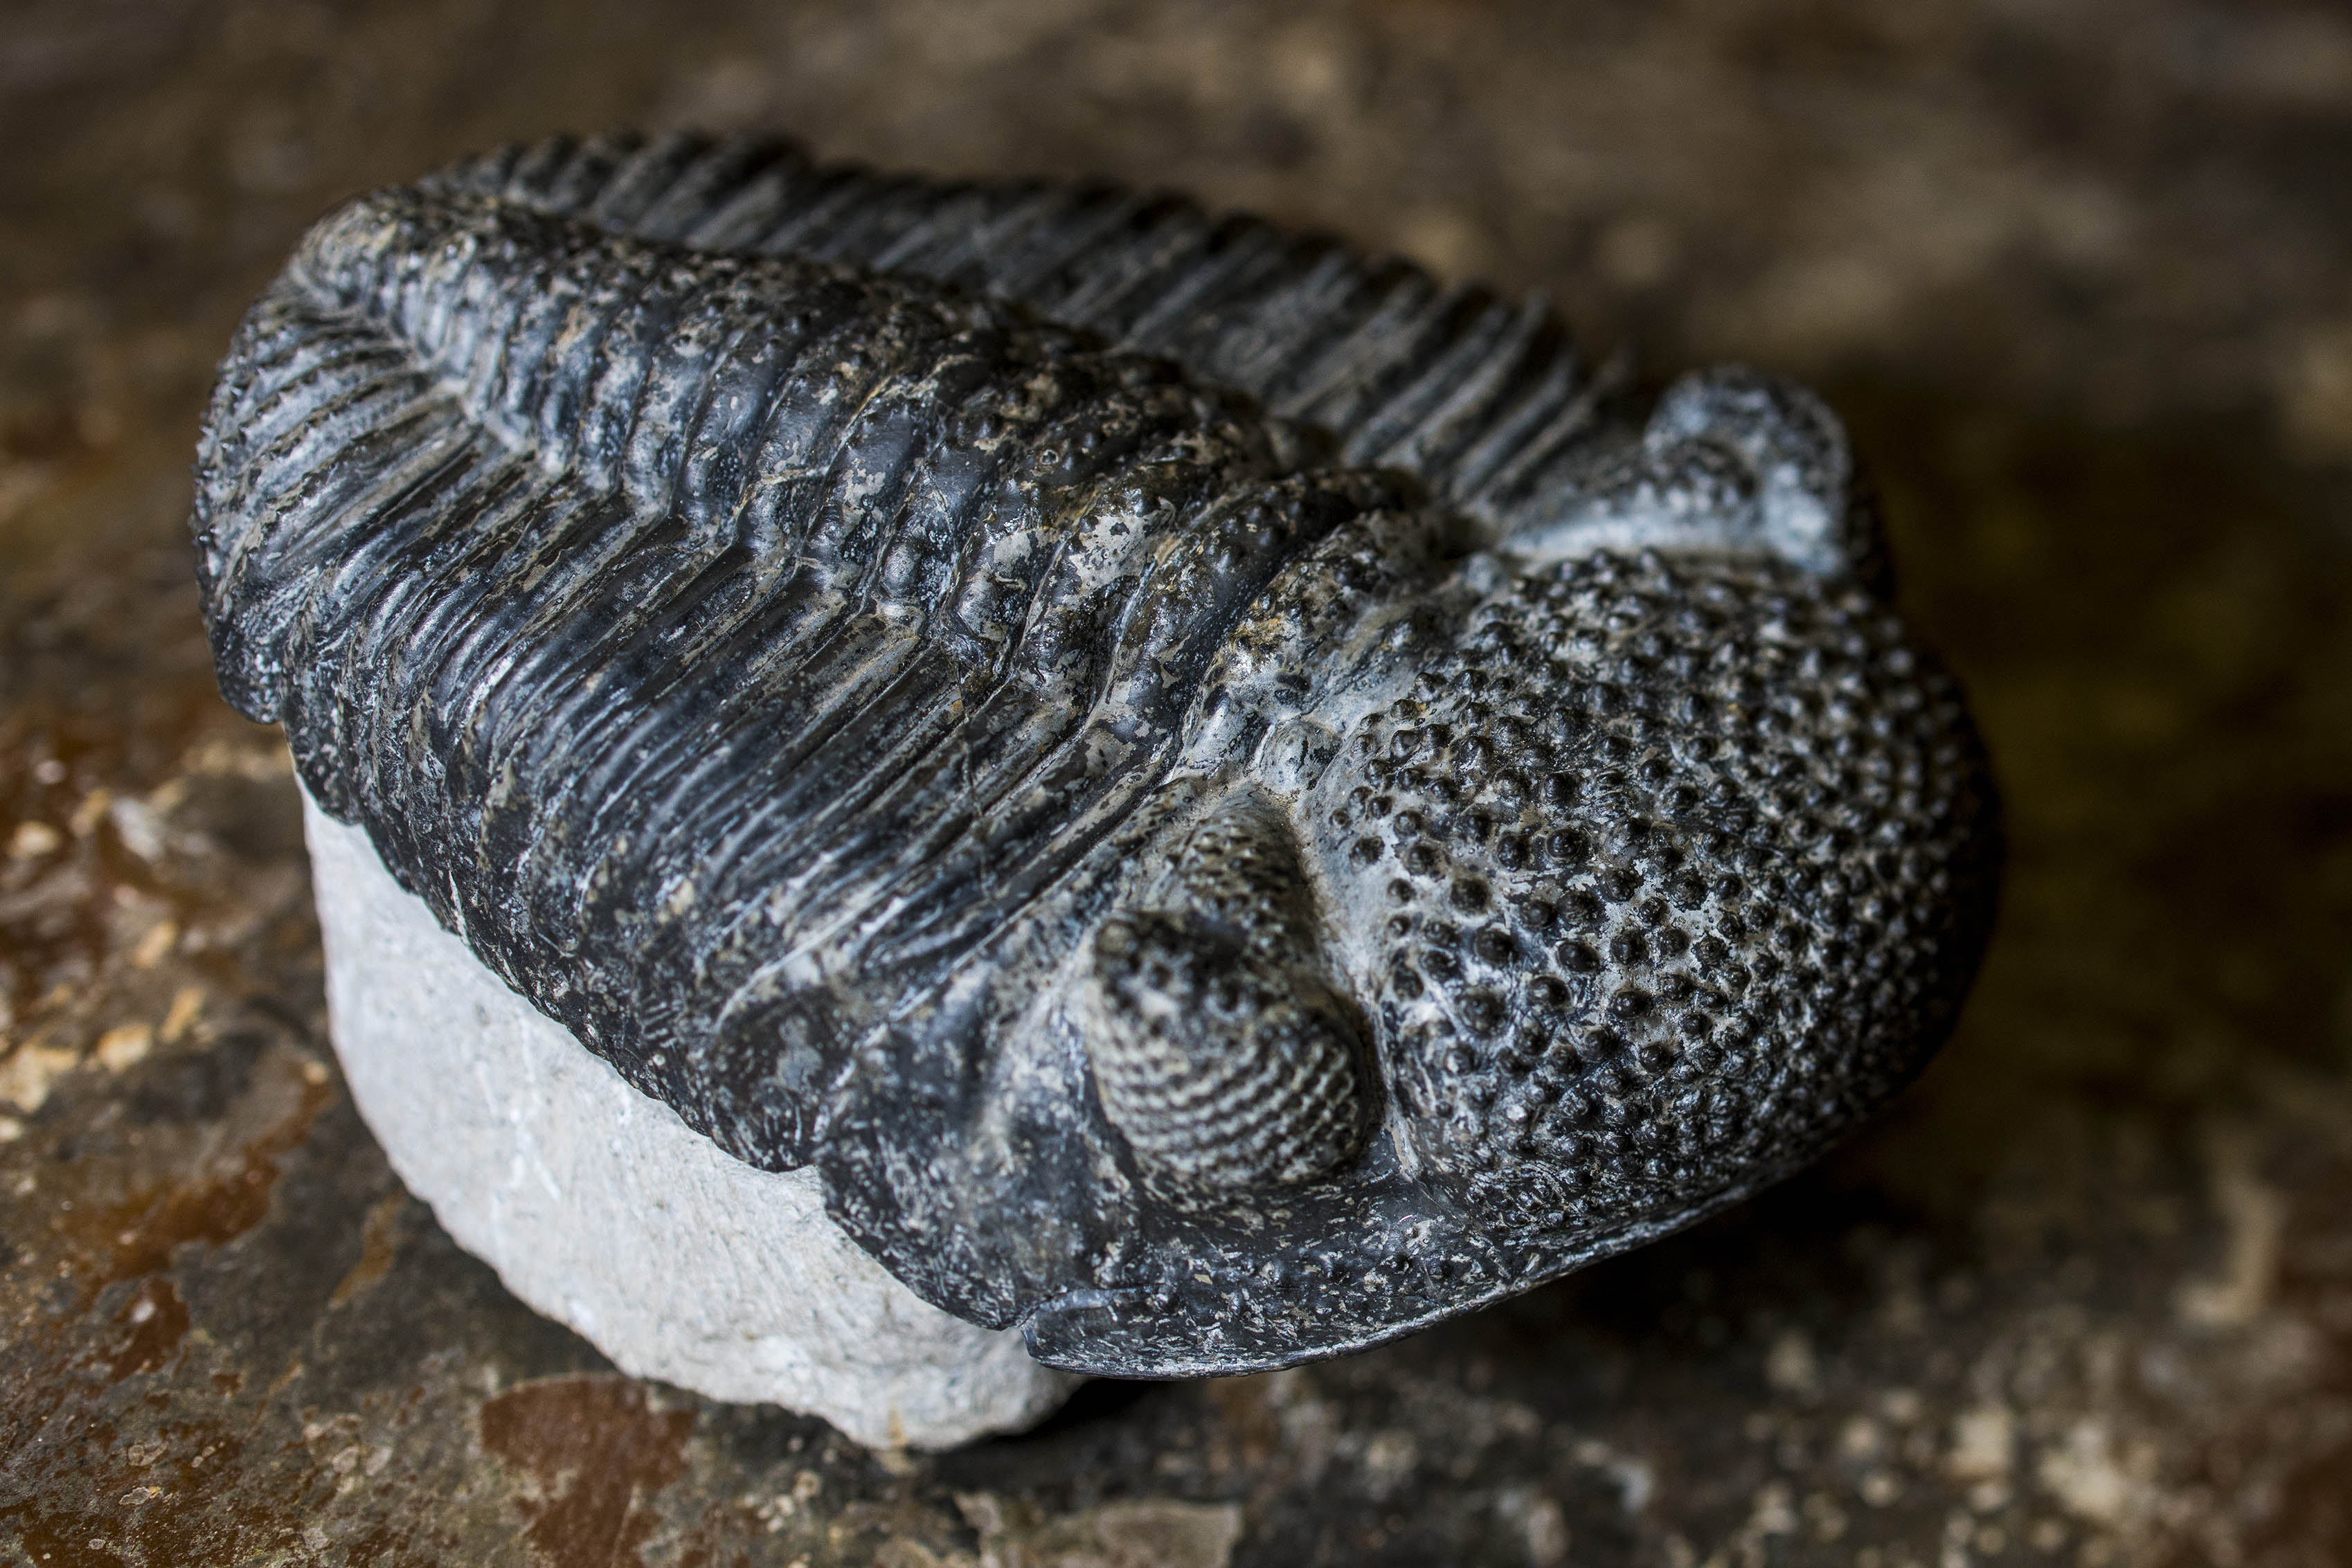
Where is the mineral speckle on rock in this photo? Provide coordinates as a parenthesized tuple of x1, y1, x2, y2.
(188, 132, 1999, 1376)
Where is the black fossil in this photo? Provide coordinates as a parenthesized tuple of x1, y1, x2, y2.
(191, 131, 2000, 1376)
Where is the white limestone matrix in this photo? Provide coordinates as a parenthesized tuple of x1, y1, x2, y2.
(303, 789, 1077, 1450)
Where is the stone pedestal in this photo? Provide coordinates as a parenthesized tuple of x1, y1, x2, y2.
(303, 791, 1076, 1450)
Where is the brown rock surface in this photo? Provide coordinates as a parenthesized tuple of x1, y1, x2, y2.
(5, 2, 2351, 1563)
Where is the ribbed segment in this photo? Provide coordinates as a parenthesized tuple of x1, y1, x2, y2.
(424, 130, 1625, 536)
(193, 183, 1373, 1169)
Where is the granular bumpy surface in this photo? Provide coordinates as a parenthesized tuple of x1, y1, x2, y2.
(1345, 552, 1992, 1236)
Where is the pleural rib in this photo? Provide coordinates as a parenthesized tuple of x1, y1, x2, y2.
(426, 129, 1626, 536)
(192, 182, 1385, 1170)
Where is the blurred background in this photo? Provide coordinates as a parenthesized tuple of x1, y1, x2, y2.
(4, 3, 2351, 1564)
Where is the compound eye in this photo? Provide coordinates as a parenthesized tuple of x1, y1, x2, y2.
(1074, 789, 1377, 1200)
(1079, 912, 1372, 1194)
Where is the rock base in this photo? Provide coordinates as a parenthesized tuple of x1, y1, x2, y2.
(303, 791, 1076, 1450)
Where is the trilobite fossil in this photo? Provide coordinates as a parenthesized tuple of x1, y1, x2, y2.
(192, 130, 2000, 1376)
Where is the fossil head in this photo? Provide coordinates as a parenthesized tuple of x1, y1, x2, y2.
(1072, 382, 1991, 1256)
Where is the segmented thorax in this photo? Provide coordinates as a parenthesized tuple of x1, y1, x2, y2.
(195, 185, 1388, 1171)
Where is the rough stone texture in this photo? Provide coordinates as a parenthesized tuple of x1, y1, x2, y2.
(5, 2, 2352, 1565)
(303, 789, 1072, 1450)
